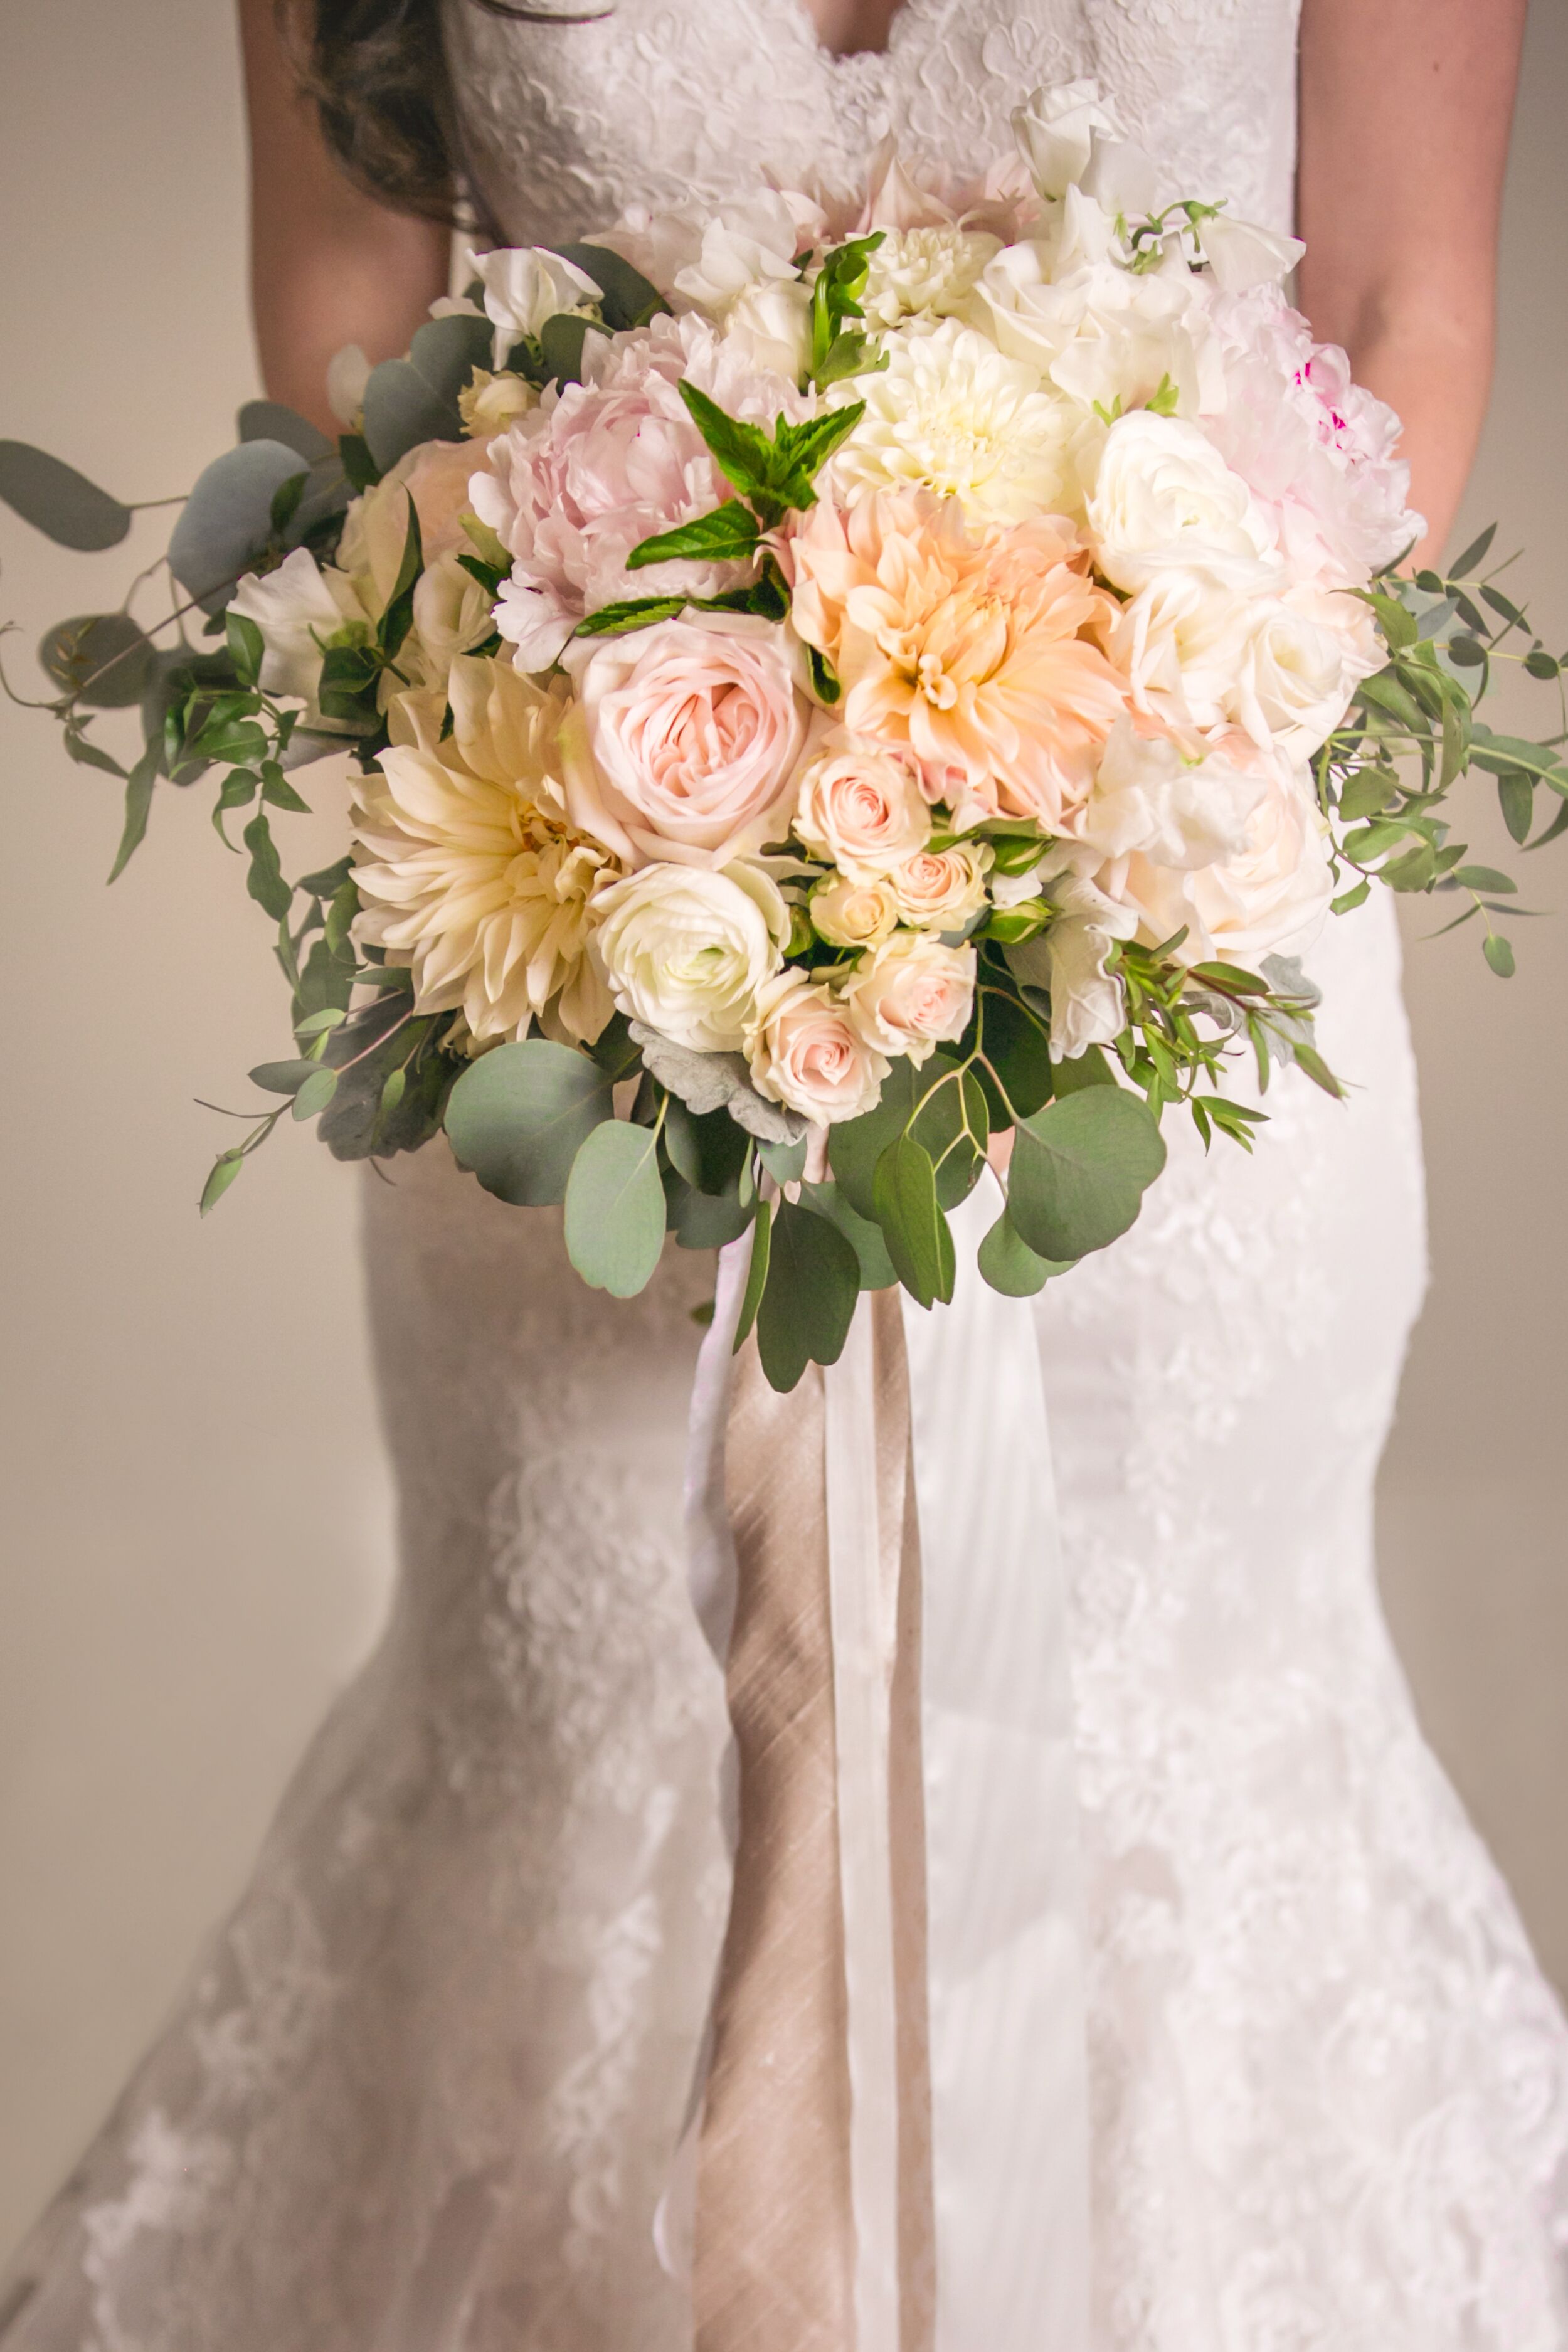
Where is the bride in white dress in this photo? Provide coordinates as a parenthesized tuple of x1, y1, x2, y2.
(3, 1, 1565, 2346)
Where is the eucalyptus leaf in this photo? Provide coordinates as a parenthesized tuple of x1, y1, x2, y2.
(733, 1198, 772, 1350)
(977, 1204, 1070, 1296)
(249, 1059, 320, 1096)
(236, 400, 333, 462)
(168, 440, 305, 613)
(800, 1180, 897, 1291)
(756, 1199, 861, 1391)
(664, 1167, 753, 1250)
(39, 612, 152, 707)
(0, 441, 131, 550)
(361, 314, 492, 471)
(873, 1133, 954, 1310)
(1009, 1088, 1166, 1263)
(538, 312, 607, 389)
(552, 242, 669, 331)
(563, 1118, 667, 1296)
(445, 1037, 613, 1205)
(199, 1150, 245, 1217)
(291, 1065, 339, 1121)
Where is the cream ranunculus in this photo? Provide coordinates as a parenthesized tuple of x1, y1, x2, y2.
(1086, 411, 1283, 598)
(592, 859, 789, 1051)
(886, 840, 993, 930)
(842, 930, 977, 1066)
(792, 734, 933, 879)
(746, 973, 891, 1124)
(809, 872, 901, 948)
(563, 611, 810, 869)
(351, 655, 613, 1046)
(228, 546, 374, 731)
(829, 319, 1081, 526)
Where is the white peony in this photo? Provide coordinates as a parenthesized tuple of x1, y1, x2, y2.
(809, 873, 901, 948)
(351, 656, 612, 1046)
(746, 973, 890, 1124)
(228, 547, 374, 732)
(464, 244, 601, 364)
(829, 318, 1080, 525)
(1086, 411, 1283, 597)
(861, 226, 1003, 328)
(841, 930, 977, 1066)
(592, 860, 788, 1052)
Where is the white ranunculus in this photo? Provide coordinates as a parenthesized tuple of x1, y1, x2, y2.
(465, 244, 601, 364)
(792, 735, 932, 879)
(810, 873, 901, 948)
(746, 973, 890, 1125)
(842, 930, 977, 1067)
(1106, 571, 1256, 733)
(829, 317, 1080, 525)
(1226, 587, 1382, 759)
(228, 547, 374, 729)
(1198, 212, 1305, 295)
(403, 549, 495, 686)
(1012, 79, 1122, 201)
(591, 860, 788, 1052)
(886, 842, 993, 930)
(1069, 718, 1266, 871)
(1086, 411, 1283, 596)
(1036, 860, 1138, 1057)
(861, 226, 1003, 328)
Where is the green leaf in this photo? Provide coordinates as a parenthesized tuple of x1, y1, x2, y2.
(249, 1058, 319, 1095)
(1337, 766, 1398, 822)
(755, 1198, 861, 1391)
(664, 1096, 750, 1197)
(677, 383, 778, 505)
(574, 595, 689, 638)
(361, 313, 492, 471)
(801, 1180, 898, 1291)
(106, 746, 158, 883)
(1331, 877, 1372, 915)
(199, 1150, 245, 1217)
(1483, 931, 1516, 978)
(226, 610, 265, 688)
(237, 400, 332, 462)
(666, 1168, 754, 1250)
(39, 612, 152, 707)
(627, 502, 761, 569)
(291, 1064, 339, 1121)
(807, 644, 842, 704)
(977, 1203, 1069, 1296)
(873, 1134, 955, 1310)
(377, 496, 425, 660)
(758, 1135, 810, 1187)
(62, 725, 127, 779)
(1524, 648, 1560, 681)
(1356, 671, 1429, 733)
(242, 810, 293, 919)
(294, 1005, 348, 1037)
(1009, 1088, 1166, 1263)
(977, 988, 1054, 1119)
(445, 1037, 615, 1205)
(0, 440, 131, 549)
(828, 1056, 916, 1220)
(538, 311, 608, 389)
(1289, 1041, 1345, 1098)
(1379, 840, 1438, 892)
(1448, 522, 1496, 579)
(1448, 635, 1486, 669)
(563, 1117, 667, 1296)
(552, 241, 668, 331)
(167, 439, 306, 613)
(734, 1197, 773, 1350)
(1451, 864, 1516, 894)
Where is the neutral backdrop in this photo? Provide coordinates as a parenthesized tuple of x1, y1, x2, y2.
(1, 0, 1564, 2262)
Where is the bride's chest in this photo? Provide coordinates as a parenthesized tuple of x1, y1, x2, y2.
(445, 0, 1302, 245)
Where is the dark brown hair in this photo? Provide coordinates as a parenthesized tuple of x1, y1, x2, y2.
(292, 0, 610, 225)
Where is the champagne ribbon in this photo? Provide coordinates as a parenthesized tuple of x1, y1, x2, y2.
(679, 1181, 1090, 2350)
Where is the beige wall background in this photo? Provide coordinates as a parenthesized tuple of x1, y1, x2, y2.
(0, 0, 1564, 2264)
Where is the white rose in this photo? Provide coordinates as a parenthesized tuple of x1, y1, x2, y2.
(228, 546, 373, 728)
(465, 243, 601, 363)
(1086, 411, 1283, 596)
(792, 736, 932, 879)
(887, 842, 993, 929)
(1012, 78, 1122, 201)
(810, 874, 901, 948)
(842, 931, 977, 1067)
(746, 973, 890, 1125)
(592, 860, 788, 1052)
(402, 549, 495, 685)
(1226, 587, 1381, 758)
(1069, 718, 1266, 870)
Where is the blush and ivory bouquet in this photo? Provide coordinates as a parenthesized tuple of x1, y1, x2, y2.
(6, 80, 1565, 1390)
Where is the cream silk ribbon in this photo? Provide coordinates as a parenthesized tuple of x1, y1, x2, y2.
(674, 1179, 1090, 2349)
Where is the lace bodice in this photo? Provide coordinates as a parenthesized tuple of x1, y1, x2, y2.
(445, 0, 1303, 251)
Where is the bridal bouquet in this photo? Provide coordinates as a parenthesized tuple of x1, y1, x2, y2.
(8, 82, 1566, 1388)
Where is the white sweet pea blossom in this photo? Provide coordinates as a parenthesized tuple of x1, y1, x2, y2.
(1199, 211, 1305, 295)
(1034, 857, 1137, 1057)
(228, 548, 373, 731)
(464, 245, 601, 366)
(1012, 78, 1123, 201)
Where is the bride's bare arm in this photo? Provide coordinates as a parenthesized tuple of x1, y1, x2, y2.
(1297, 0, 1526, 567)
(238, 0, 452, 435)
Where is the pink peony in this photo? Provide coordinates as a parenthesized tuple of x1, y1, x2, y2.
(561, 611, 810, 869)
(472, 312, 807, 674)
(1205, 290, 1424, 588)
(785, 489, 1128, 831)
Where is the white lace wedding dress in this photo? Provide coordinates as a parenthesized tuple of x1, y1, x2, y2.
(4, 3, 1567, 2347)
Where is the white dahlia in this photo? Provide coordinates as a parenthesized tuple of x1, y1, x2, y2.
(352, 655, 613, 1047)
(828, 319, 1078, 525)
